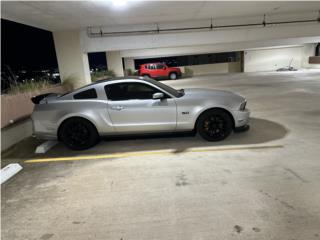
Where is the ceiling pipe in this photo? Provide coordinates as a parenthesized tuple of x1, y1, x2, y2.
(87, 13, 320, 38)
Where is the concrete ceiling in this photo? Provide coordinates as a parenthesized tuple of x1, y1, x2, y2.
(2, 1, 320, 31)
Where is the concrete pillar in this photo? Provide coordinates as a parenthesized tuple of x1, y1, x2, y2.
(53, 30, 91, 88)
(124, 57, 135, 71)
(106, 51, 124, 77)
(302, 43, 320, 69)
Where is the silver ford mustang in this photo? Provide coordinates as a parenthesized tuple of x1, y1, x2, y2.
(31, 77, 250, 150)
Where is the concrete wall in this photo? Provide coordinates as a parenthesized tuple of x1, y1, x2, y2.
(183, 62, 241, 76)
(244, 46, 303, 72)
(178, 62, 240, 76)
(106, 51, 124, 77)
(1, 85, 66, 128)
(302, 43, 320, 69)
(1, 119, 33, 152)
(53, 30, 91, 88)
(228, 62, 242, 73)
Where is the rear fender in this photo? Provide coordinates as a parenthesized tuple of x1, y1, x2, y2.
(57, 113, 98, 136)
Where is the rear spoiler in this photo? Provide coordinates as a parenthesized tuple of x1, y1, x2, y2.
(31, 93, 59, 104)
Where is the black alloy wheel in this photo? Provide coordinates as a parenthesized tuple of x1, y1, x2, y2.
(197, 109, 232, 141)
(59, 118, 99, 150)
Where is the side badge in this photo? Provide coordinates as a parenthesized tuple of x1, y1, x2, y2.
(182, 111, 189, 115)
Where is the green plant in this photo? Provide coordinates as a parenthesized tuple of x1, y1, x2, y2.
(62, 76, 77, 90)
(8, 79, 53, 95)
(106, 70, 116, 77)
(91, 69, 116, 82)
(126, 69, 138, 76)
(183, 67, 194, 78)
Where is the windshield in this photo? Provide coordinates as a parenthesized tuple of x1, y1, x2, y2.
(144, 78, 184, 98)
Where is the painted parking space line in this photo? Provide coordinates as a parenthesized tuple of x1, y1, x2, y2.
(1, 163, 23, 184)
(25, 151, 168, 163)
(24, 145, 283, 164)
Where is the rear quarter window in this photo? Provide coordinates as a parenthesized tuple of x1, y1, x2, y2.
(73, 88, 97, 99)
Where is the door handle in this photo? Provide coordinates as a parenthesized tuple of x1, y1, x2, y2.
(111, 105, 124, 111)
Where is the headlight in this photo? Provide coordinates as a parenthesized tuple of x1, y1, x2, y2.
(239, 101, 246, 111)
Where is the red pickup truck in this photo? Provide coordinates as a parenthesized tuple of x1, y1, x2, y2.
(138, 63, 181, 80)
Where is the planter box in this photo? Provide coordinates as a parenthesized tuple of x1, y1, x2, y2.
(1, 85, 67, 129)
(309, 56, 320, 64)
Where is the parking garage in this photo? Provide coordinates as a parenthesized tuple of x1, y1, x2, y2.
(1, 1, 320, 240)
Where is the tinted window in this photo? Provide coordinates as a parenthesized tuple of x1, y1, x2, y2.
(105, 82, 165, 101)
(149, 64, 155, 70)
(73, 88, 97, 99)
(156, 64, 165, 69)
(143, 78, 181, 98)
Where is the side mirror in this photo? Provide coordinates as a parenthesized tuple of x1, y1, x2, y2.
(153, 92, 164, 99)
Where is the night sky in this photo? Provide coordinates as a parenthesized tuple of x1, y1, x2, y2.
(1, 19, 58, 71)
(88, 52, 107, 70)
(1, 19, 106, 71)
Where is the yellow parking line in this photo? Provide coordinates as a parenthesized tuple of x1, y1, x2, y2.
(24, 145, 283, 164)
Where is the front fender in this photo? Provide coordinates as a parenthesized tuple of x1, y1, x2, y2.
(192, 104, 236, 128)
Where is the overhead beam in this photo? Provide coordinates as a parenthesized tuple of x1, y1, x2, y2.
(82, 23, 320, 54)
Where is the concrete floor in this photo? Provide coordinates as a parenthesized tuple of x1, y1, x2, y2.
(2, 70, 320, 240)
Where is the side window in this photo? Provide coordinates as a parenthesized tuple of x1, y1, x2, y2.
(149, 65, 155, 70)
(105, 83, 167, 101)
(73, 88, 97, 99)
(156, 64, 164, 69)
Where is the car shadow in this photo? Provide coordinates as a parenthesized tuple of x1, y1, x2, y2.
(100, 117, 288, 154)
(1, 117, 288, 164)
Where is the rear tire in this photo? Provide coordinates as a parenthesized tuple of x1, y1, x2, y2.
(196, 109, 232, 141)
(169, 72, 177, 80)
(59, 117, 99, 150)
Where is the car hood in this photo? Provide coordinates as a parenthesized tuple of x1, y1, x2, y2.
(182, 88, 245, 104)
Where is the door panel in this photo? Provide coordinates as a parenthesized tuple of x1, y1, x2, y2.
(105, 81, 177, 133)
(108, 98, 177, 133)
(155, 64, 167, 77)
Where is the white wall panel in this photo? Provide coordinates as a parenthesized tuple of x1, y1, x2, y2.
(244, 46, 303, 72)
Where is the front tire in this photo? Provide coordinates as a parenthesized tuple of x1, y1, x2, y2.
(59, 118, 99, 150)
(169, 72, 177, 80)
(196, 109, 233, 141)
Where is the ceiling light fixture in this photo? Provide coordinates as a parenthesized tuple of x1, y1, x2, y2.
(112, 0, 127, 7)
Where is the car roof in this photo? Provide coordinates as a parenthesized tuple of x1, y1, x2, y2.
(141, 62, 163, 66)
(92, 76, 146, 85)
(76, 76, 150, 90)
(59, 77, 150, 98)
